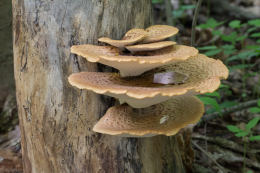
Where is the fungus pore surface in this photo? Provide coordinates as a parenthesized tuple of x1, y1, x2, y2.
(142, 25, 179, 43)
(68, 54, 228, 108)
(93, 95, 204, 137)
(98, 28, 147, 48)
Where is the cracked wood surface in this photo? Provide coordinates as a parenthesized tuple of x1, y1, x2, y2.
(12, 1, 187, 172)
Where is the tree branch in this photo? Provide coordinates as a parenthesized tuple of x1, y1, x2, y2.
(199, 99, 259, 125)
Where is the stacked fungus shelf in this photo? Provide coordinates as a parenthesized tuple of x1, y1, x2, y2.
(69, 25, 228, 137)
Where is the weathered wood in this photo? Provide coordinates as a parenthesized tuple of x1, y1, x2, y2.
(13, 1, 188, 172)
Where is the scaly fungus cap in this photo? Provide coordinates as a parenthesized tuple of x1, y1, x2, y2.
(98, 28, 147, 48)
(142, 25, 179, 43)
(71, 44, 198, 77)
(93, 95, 204, 137)
(68, 54, 228, 108)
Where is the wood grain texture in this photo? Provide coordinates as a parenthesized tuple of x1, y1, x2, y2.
(12, 0, 187, 172)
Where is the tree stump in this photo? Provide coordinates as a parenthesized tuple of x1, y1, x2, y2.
(13, 1, 189, 172)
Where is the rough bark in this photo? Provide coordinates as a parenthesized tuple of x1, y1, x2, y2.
(13, 1, 188, 172)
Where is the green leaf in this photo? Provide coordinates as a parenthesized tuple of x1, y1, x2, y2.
(152, 0, 163, 3)
(229, 20, 241, 28)
(226, 125, 242, 133)
(226, 51, 258, 63)
(236, 35, 247, 41)
(204, 92, 220, 99)
(198, 46, 218, 50)
(249, 135, 260, 141)
(257, 39, 260, 44)
(248, 19, 260, 27)
(246, 45, 260, 50)
(180, 5, 195, 10)
(220, 101, 238, 109)
(221, 32, 238, 43)
(246, 26, 258, 34)
(172, 10, 184, 18)
(198, 18, 224, 29)
(229, 64, 254, 71)
(246, 117, 260, 130)
(235, 131, 249, 137)
(212, 30, 222, 36)
(204, 49, 222, 56)
(249, 107, 260, 113)
(199, 97, 220, 111)
(221, 44, 236, 56)
(251, 32, 260, 37)
(221, 44, 235, 50)
(220, 84, 230, 88)
(257, 99, 260, 107)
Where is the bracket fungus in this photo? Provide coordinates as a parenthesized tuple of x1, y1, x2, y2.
(98, 28, 147, 49)
(69, 25, 229, 137)
(68, 54, 228, 108)
(71, 44, 198, 77)
(93, 95, 204, 137)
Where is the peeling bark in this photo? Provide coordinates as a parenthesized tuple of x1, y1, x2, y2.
(13, 0, 188, 172)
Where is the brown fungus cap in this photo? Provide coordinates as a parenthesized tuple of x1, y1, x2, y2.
(126, 41, 176, 52)
(93, 95, 204, 137)
(142, 25, 179, 43)
(71, 44, 198, 77)
(98, 28, 147, 48)
(68, 54, 228, 108)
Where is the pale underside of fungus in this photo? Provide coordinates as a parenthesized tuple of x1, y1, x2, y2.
(71, 44, 198, 77)
(68, 54, 228, 108)
(93, 95, 204, 137)
(126, 41, 176, 53)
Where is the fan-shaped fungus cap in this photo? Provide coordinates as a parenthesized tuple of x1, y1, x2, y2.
(142, 25, 179, 43)
(68, 54, 228, 108)
(71, 44, 198, 77)
(98, 29, 147, 48)
(126, 41, 176, 52)
(93, 95, 204, 137)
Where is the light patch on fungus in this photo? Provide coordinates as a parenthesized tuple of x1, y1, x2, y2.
(160, 115, 169, 124)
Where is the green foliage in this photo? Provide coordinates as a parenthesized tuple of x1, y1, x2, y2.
(249, 99, 260, 113)
(248, 19, 260, 27)
(172, 4, 195, 19)
(227, 117, 260, 141)
(152, 0, 163, 4)
(229, 20, 241, 29)
(197, 17, 260, 73)
(197, 18, 224, 29)
(199, 96, 220, 112)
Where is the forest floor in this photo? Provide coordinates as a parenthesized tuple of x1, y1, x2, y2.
(0, 0, 260, 173)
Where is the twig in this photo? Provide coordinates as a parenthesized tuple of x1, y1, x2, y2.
(192, 134, 260, 156)
(210, 0, 260, 20)
(192, 141, 227, 173)
(199, 99, 259, 125)
(191, 0, 203, 46)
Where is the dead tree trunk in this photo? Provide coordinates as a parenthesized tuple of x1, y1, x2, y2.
(13, 1, 191, 172)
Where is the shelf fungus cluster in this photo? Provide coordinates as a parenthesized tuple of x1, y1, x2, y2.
(69, 25, 228, 137)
